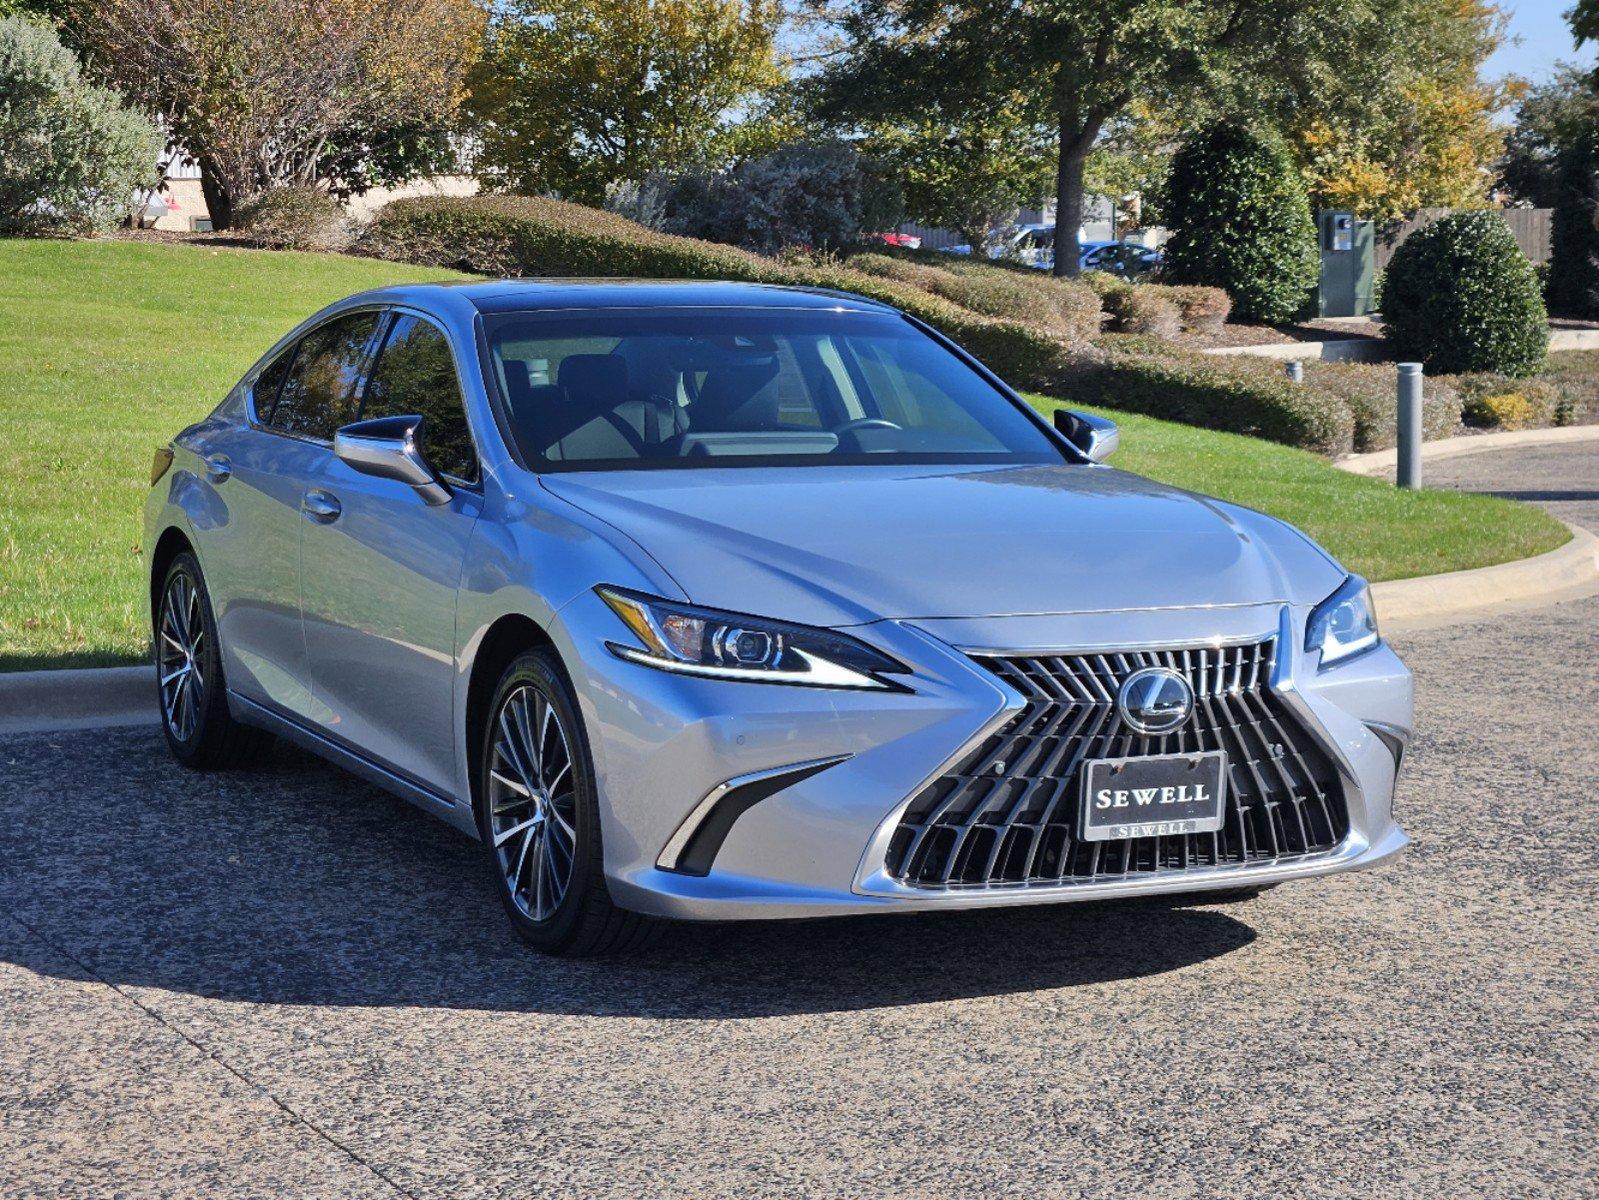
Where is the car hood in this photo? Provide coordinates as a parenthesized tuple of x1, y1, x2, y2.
(541, 463, 1346, 627)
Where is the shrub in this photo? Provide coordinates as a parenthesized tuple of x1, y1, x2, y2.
(1541, 353, 1599, 424)
(234, 187, 349, 251)
(1079, 270, 1129, 302)
(1452, 373, 1561, 430)
(1161, 284, 1232, 333)
(846, 250, 1099, 343)
(1103, 287, 1182, 339)
(0, 14, 161, 235)
(1058, 348, 1355, 455)
(1383, 212, 1548, 377)
(655, 142, 902, 255)
(1310, 363, 1463, 451)
(1162, 123, 1319, 323)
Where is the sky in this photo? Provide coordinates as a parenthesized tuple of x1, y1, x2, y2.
(1486, 0, 1596, 82)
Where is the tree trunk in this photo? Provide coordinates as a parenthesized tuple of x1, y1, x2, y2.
(198, 157, 233, 231)
(1053, 128, 1087, 278)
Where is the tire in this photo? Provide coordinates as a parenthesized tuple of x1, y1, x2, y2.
(476, 648, 655, 956)
(154, 552, 273, 769)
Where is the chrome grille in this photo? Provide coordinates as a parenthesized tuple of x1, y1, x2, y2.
(884, 640, 1348, 889)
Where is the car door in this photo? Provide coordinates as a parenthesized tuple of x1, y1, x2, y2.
(199, 310, 381, 720)
(298, 309, 483, 797)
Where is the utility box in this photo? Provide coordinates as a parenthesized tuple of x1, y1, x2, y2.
(1317, 210, 1376, 317)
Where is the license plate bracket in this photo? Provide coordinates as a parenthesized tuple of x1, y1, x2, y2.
(1079, 751, 1228, 842)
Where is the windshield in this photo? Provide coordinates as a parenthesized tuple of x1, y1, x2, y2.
(482, 308, 1068, 471)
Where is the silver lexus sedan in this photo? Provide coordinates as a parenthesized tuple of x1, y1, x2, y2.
(144, 280, 1412, 955)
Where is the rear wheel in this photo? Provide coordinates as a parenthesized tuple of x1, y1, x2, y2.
(155, 552, 272, 769)
(476, 648, 655, 956)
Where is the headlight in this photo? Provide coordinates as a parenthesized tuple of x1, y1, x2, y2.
(596, 587, 910, 690)
(1306, 575, 1380, 668)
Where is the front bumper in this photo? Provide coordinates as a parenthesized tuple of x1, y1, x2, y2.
(552, 592, 1412, 921)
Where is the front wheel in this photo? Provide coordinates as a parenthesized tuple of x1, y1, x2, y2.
(155, 552, 271, 769)
(476, 648, 655, 956)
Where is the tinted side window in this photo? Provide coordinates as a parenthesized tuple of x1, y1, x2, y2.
(362, 314, 478, 482)
(269, 311, 381, 441)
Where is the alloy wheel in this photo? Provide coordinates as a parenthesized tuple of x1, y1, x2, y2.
(487, 684, 579, 922)
(157, 571, 205, 742)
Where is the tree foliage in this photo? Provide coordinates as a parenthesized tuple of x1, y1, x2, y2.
(70, 0, 484, 227)
(1547, 125, 1599, 318)
(805, 0, 1403, 277)
(470, 0, 784, 205)
(1162, 123, 1319, 323)
(1497, 63, 1597, 208)
(1282, 1, 1515, 219)
(0, 13, 161, 235)
(865, 100, 1052, 252)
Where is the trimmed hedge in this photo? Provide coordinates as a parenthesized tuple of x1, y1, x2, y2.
(1310, 363, 1462, 451)
(362, 195, 1367, 454)
(1103, 287, 1181, 338)
(1452, 373, 1563, 430)
(1058, 348, 1355, 456)
(235, 187, 349, 252)
(1382, 211, 1548, 377)
(362, 195, 1083, 391)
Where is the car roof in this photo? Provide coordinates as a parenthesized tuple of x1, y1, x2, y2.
(343, 278, 901, 317)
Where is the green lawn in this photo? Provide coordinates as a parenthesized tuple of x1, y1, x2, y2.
(0, 238, 1571, 670)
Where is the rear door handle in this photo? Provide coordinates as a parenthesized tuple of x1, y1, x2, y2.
(301, 489, 342, 523)
(204, 453, 231, 483)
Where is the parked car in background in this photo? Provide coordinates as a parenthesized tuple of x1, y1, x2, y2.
(145, 279, 1412, 956)
(1080, 240, 1162, 277)
(867, 231, 923, 250)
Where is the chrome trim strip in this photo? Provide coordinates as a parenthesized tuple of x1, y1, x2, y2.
(955, 629, 1276, 656)
(657, 754, 853, 872)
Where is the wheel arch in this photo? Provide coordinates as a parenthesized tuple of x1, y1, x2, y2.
(463, 612, 569, 813)
(148, 526, 196, 620)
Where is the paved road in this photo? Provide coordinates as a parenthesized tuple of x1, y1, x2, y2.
(3, 453, 1597, 1198)
(1420, 441, 1599, 533)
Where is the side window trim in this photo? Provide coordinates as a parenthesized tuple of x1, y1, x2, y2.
(246, 344, 298, 429)
(248, 306, 388, 446)
(362, 305, 484, 489)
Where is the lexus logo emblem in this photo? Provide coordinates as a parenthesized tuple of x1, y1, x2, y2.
(1117, 667, 1194, 734)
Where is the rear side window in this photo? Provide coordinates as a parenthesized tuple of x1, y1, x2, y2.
(251, 348, 296, 418)
(362, 314, 478, 483)
(267, 311, 381, 441)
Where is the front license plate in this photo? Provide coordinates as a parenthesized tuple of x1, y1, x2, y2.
(1080, 751, 1228, 842)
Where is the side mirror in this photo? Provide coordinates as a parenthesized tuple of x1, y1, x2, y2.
(334, 415, 451, 505)
(1054, 408, 1119, 463)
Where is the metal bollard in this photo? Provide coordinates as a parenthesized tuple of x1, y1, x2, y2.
(1284, 360, 1304, 383)
(1397, 362, 1423, 489)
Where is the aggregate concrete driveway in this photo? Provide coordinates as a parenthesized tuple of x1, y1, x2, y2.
(3, 452, 1597, 1198)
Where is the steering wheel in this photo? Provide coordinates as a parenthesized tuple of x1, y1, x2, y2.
(831, 417, 903, 436)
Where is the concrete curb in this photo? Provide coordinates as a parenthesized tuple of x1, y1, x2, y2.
(1205, 327, 1599, 363)
(0, 666, 154, 736)
(1336, 424, 1599, 477)
(1372, 521, 1599, 634)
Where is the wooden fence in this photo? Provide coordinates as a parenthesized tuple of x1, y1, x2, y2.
(1376, 207, 1552, 270)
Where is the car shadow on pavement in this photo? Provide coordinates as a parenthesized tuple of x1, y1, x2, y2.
(0, 729, 1257, 1018)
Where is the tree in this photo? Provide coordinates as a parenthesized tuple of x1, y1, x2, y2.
(71, 0, 484, 228)
(1498, 64, 1597, 207)
(1282, 1, 1515, 219)
(0, 13, 160, 235)
(1547, 125, 1599, 317)
(469, 0, 784, 205)
(1162, 123, 1319, 323)
(806, 0, 1376, 277)
(867, 101, 1052, 252)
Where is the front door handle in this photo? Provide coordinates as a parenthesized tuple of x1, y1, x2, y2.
(301, 489, 342, 523)
(204, 453, 231, 483)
